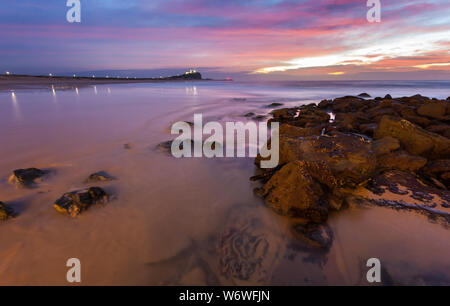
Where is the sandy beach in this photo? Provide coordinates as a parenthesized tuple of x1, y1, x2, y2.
(0, 79, 449, 285)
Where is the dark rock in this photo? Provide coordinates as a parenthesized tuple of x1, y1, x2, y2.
(54, 187, 108, 217)
(359, 123, 378, 137)
(0, 202, 15, 220)
(417, 101, 448, 120)
(86, 171, 116, 183)
(270, 108, 297, 121)
(253, 115, 267, 120)
(279, 124, 322, 137)
(361, 170, 450, 220)
(377, 151, 427, 172)
(244, 112, 255, 117)
(426, 124, 450, 138)
(258, 161, 336, 222)
(399, 108, 431, 127)
(318, 99, 332, 109)
(9, 168, 47, 187)
(291, 222, 334, 249)
(374, 116, 450, 159)
(384, 94, 392, 100)
(372, 136, 400, 156)
(123, 143, 133, 150)
(268, 102, 283, 107)
(358, 93, 371, 98)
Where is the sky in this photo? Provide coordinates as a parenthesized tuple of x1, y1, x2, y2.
(1, 0, 449, 80)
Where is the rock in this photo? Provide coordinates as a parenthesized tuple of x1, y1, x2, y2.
(276, 134, 376, 187)
(422, 159, 450, 175)
(9, 168, 47, 187)
(422, 159, 450, 186)
(318, 99, 332, 109)
(335, 113, 360, 132)
(86, 171, 115, 183)
(157, 139, 194, 154)
(54, 187, 108, 217)
(253, 115, 267, 120)
(123, 143, 133, 149)
(399, 108, 431, 127)
(291, 222, 334, 249)
(0, 202, 15, 220)
(377, 151, 427, 172)
(279, 124, 322, 137)
(268, 102, 283, 107)
(330, 96, 365, 113)
(257, 161, 336, 222)
(384, 94, 392, 100)
(356, 170, 450, 221)
(270, 108, 297, 122)
(293, 107, 330, 127)
(426, 124, 450, 138)
(417, 101, 448, 120)
(372, 136, 400, 156)
(359, 123, 378, 137)
(244, 112, 255, 117)
(358, 93, 371, 98)
(374, 116, 450, 159)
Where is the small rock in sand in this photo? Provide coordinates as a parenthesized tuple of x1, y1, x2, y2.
(54, 187, 108, 217)
(86, 171, 116, 183)
(9, 168, 48, 187)
(291, 222, 334, 249)
(0, 202, 15, 220)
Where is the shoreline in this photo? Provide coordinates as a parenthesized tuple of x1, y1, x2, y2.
(0, 74, 225, 91)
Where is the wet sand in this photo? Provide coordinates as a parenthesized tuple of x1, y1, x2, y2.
(0, 81, 449, 285)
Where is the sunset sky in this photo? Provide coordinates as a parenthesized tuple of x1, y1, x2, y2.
(1, 0, 449, 80)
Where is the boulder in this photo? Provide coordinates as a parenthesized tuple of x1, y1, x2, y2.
(422, 159, 450, 186)
(359, 123, 378, 137)
(330, 96, 365, 113)
(9, 168, 47, 187)
(279, 124, 322, 137)
(0, 202, 15, 220)
(358, 93, 371, 98)
(54, 187, 108, 217)
(417, 101, 448, 120)
(291, 222, 334, 249)
(276, 134, 376, 187)
(86, 171, 115, 183)
(270, 108, 297, 121)
(374, 116, 450, 159)
(292, 107, 330, 127)
(318, 99, 332, 109)
(372, 136, 400, 156)
(258, 161, 336, 222)
(426, 124, 450, 138)
(377, 151, 427, 172)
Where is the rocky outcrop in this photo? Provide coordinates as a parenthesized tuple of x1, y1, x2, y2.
(256, 161, 336, 222)
(9, 168, 47, 187)
(0, 202, 15, 220)
(54, 187, 108, 217)
(374, 116, 450, 159)
(253, 94, 450, 230)
(277, 134, 376, 187)
(376, 151, 427, 172)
